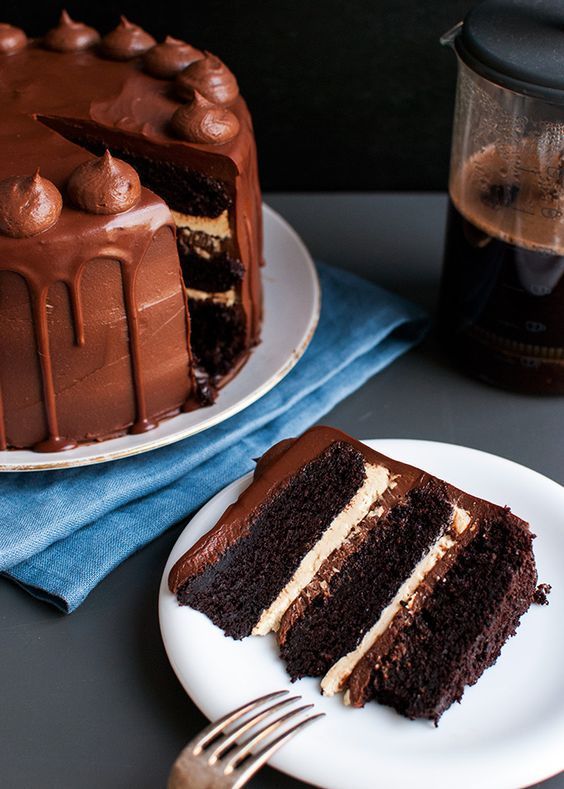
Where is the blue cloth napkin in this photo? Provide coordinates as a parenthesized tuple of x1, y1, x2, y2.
(0, 262, 427, 613)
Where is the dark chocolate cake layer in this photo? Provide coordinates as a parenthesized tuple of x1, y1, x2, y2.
(179, 248, 245, 294)
(175, 442, 367, 639)
(279, 479, 456, 679)
(347, 508, 538, 722)
(187, 299, 247, 379)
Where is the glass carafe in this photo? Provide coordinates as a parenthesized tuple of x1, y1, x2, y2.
(439, 10, 564, 393)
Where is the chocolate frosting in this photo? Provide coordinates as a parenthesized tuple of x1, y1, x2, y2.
(175, 51, 239, 105)
(167, 425, 506, 594)
(67, 150, 142, 214)
(0, 23, 27, 55)
(171, 91, 240, 145)
(101, 16, 156, 60)
(44, 11, 100, 52)
(0, 170, 62, 237)
(143, 36, 203, 79)
(254, 438, 296, 479)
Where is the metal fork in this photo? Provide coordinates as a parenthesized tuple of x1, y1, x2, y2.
(168, 690, 324, 788)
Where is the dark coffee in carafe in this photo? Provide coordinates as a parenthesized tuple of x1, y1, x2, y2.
(440, 144, 564, 393)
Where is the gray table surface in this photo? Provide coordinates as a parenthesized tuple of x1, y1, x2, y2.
(0, 194, 562, 789)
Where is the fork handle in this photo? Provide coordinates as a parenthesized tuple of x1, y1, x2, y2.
(168, 746, 232, 789)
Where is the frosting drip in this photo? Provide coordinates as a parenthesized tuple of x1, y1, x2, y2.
(101, 16, 156, 60)
(44, 11, 100, 52)
(67, 150, 142, 214)
(0, 23, 27, 55)
(143, 36, 203, 79)
(171, 91, 240, 144)
(0, 170, 62, 237)
(176, 51, 239, 105)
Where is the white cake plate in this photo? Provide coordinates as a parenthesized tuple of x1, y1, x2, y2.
(0, 204, 320, 471)
(160, 439, 564, 789)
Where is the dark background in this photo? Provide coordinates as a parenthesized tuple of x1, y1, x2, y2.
(4, 0, 476, 191)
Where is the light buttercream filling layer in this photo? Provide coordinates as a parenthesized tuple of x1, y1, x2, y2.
(171, 209, 231, 238)
(185, 286, 237, 306)
(321, 506, 472, 697)
(252, 463, 391, 636)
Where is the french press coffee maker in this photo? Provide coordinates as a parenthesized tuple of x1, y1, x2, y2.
(439, 0, 564, 393)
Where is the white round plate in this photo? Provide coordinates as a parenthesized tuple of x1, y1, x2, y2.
(159, 439, 564, 789)
(0, 204, 320, 471)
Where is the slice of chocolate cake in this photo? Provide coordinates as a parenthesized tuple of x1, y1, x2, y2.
(168, 426, 545, 723)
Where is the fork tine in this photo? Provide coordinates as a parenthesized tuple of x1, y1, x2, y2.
(207, 696, 301, 763)
(190, 690, 289, 754)
(224, 703, 314, 770)
(230, 714, 324, 789)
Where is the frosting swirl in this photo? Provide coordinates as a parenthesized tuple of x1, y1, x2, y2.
(0, 170, 62, 237)
(175, 51, 239, 105)
(44, 10, 100, 52)
(67, 150, 141, 214)
(101, 16, 156, 60)
(171, 91, 240, 145)
(0, 24, 27, 55)
(143, 36, 203, 79)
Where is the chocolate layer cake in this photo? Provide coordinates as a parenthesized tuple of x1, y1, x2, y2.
(0, 15, 262, 451)
(169, 426, 547, 723)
